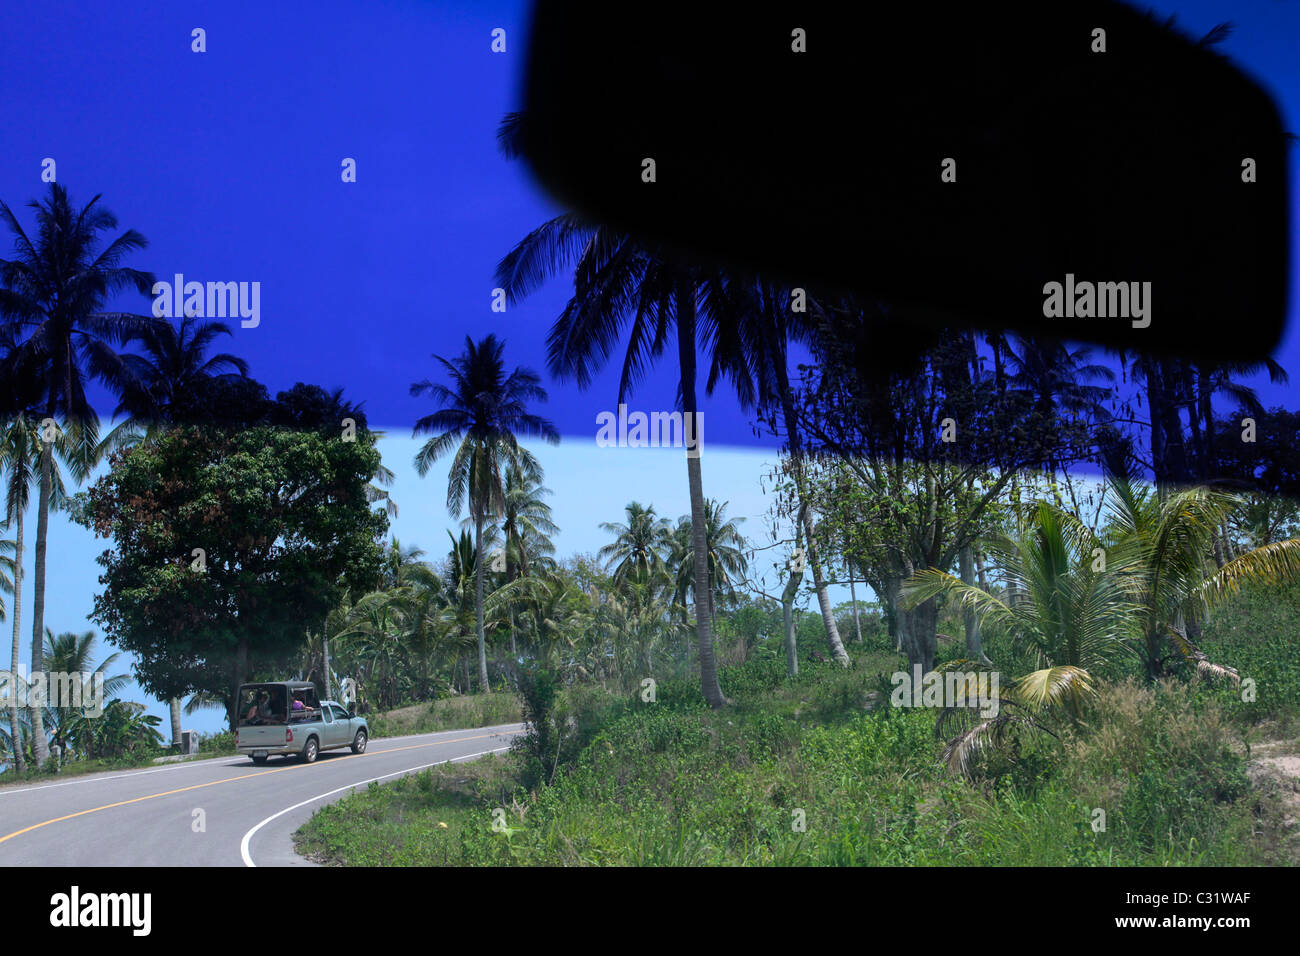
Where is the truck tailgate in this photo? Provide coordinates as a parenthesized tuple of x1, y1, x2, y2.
(238, 726, 290, 749)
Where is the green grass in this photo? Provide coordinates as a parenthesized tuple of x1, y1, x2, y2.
(1198, 578, 1300, 730)
(366, 692, 522, 739)
(297, 589, 1300, 867)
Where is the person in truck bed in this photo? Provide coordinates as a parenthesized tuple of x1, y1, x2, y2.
(245, 690, 274, 723)
(289, 692, 318, 721)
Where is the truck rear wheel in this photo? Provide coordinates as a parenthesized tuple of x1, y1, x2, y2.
(251, 753, 268, 765)
(301, 736, 319, 763)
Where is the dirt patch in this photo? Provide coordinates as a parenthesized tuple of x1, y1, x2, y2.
(1248, 740, 1300, 861)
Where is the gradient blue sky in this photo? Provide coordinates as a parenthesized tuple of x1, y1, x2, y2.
(1, 0, 1297, 742)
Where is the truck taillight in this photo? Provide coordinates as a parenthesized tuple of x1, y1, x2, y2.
(235, 730, 239, 746)
(286, 728, 294, 743)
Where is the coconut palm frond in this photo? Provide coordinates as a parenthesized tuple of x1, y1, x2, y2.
(1167, 625, 1240, 684)
(940, 712, 1045, 778)
(1194, 537, 1300, 611)
(1006, 665, 1097, 713)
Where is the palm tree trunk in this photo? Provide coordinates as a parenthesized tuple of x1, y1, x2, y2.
(29, 442, 51, 766)
(474, 515, 489, 692)
(169, 698, 183, 749)
(9, 505, 25, 772)
(677, 276, 725, 708)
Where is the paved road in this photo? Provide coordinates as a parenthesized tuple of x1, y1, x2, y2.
(0, 723, 523, 867)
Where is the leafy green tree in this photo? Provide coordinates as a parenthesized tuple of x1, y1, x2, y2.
(113, 312, 251, 741)
(66, 699, 163, 761)
(82, 421, 388, 728)
(411, 334, 559, 692)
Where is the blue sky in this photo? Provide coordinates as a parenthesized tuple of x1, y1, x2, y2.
(1, 0, 1298, 742)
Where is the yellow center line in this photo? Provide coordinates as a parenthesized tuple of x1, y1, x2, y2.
(0, 731, 512, 846)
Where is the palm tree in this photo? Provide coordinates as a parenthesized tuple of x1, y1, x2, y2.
(906, 500, 1142, 673)
(500, 462, 558, 655)
(41, 628, 131, 760)
(904, 500, 1139, 775)
(0, 535, 15, 619)
(1103, 475, 1300, 680)
(496, 210, 754, 708)
(518, 571, 592, 675)
(501, 461, 557, 579)
(378, 537, 428, 590)
(599, 501, 672, 588)
(0, 183, 155, 764)
(0, 415, 38, 771)
(668, 500, 750, 627)
(0, 416, 104, 765)
(115, 312, 249, 429)
(598, 575, 683, 688)
(411, 334, 559, 692)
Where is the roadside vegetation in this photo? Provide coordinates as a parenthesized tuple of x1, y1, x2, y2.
(299, 581, 1300, 866)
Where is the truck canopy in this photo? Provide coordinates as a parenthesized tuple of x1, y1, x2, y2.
(237, 682, 321, 726)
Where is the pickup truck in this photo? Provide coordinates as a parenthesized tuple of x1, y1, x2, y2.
(235, 681, 369, 764)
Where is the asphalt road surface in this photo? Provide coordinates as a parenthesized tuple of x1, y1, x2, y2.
(0, 723, 523, 867)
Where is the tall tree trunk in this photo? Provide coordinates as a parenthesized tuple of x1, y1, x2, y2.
(29, 441, 51, 766)
(474, 515, 489, 693)
(801, 513, 851, 665)
(782, 574, 800, 677)
(882, 576, 906, 654)
(229, 635, 249, 731)
(848, 571, 863, 643)
(774, 347, 849, 665)
(959, 543, 990, 663)
(678, 277, 725, 708)
(903, 598, 939, 674)
(782, 502, 808, 677)
(322, 636, 332, 699)
(169, 698, 183, 749)
(8, 504, 24, 772)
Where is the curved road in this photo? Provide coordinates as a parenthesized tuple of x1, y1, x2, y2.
(0, 723, 523, 867)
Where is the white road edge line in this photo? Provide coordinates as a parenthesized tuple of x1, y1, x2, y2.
(0, 723, 525, 797)
(240, 744, 513, 867)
